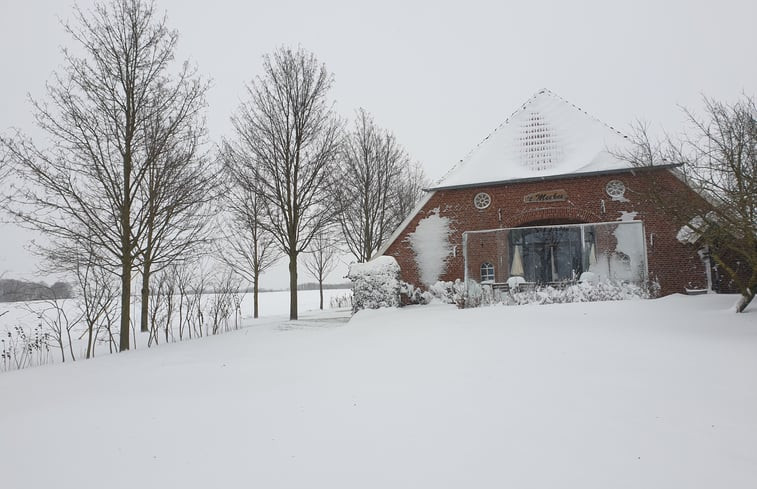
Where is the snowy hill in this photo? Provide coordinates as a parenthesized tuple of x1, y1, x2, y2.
(1, 294, 755, 488)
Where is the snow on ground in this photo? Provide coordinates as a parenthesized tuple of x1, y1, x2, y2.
(0, 288, 353, 367)
(237, 288, 352, 318)
(1, 294, 755, 488)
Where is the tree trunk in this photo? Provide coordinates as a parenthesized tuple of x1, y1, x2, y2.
(253, 273, 259, 319)
(289, 253, 298, 320)
(119, 260, 131, 351)
(140, 260, 151, 333)
(319, 278, 324, 310)
(120, 128, 132, 351)
(86, 323, 93, 360)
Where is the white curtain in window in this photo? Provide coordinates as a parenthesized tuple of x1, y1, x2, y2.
(510, 245, 524, 276)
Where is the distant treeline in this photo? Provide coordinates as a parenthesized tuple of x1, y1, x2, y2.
(0, 279, 350, 302)
(249, 282, 351, 293)
(296, 282, 351, 291)
(0, 279, 74, 303)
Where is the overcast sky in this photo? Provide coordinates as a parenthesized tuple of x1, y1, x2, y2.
(1, 0, 755, 287)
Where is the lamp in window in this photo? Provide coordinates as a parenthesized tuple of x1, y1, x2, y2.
(550, 246, 558, 282)
(588, 242, 597, 267)
(510, 245, 524, 277)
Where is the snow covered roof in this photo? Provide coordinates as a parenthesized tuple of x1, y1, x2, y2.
(432, 89, 635, 190)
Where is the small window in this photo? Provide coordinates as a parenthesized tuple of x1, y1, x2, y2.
(480, 262, 495, 283)
(474, 192, 492, 210)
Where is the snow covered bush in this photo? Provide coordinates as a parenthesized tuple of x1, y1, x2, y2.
(348, 256, 402, 313)
(428, 281, 456, 303)
(503, 280, 656, 306)
(403, 279, 487, 309)
(400, 280, 471, 308)
(457, 279, 660, 309)
(329, 293, 353, 309)
(418, 280, 492, 309)
(399, 281, 430, 305)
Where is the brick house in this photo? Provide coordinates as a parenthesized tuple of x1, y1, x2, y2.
(379, 89, 713, 296)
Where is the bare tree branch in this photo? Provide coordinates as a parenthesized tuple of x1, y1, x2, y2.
(334, 109, 426, 262)
(619, 94, 756, 311)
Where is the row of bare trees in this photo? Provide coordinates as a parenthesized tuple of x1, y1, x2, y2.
(0, 1, 217, 351)
(220, 47, 425, 320)
(0, 0, 426, 346)
(0, 258, 246, 371)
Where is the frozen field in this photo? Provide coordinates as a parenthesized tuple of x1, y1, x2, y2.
(0, 288, 353, 367)
(0, 293, 755, 488)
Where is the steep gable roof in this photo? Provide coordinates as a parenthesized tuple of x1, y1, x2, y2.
(432, 89, 634, 190)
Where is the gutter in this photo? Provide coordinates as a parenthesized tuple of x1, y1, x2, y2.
(427, 163, 683, 192)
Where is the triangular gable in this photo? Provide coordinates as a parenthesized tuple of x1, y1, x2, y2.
(432, 88, 634, 189)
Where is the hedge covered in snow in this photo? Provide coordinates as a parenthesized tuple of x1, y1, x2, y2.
(497, 280, 658, 306)
(347, 256, 402, 313)
(406, 279, 659, 308)
(348, 255, 658, 313)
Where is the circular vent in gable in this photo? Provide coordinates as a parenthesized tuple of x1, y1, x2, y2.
(474, 192, 492, 210)
(605, 180, 626, 199)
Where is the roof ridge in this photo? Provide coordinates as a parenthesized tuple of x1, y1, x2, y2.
(540, 88, 628, 140)
(433, 89, 628, 187)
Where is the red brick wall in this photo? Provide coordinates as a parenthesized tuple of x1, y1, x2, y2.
(383, 169, 709, 296)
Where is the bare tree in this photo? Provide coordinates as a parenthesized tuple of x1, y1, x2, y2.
(228, 46, 342, 320)
(73, 250, 119, 359)
(621, 95, 756, 312)
(220, 146, 281, 318)
(335, 109, 427, 262)
(303, 227, 339, 310)
(172, 263, 196, 340)
(146, 268, 173, 346)
(136, 101, 217, 333)
(207, 269, 242, 335)
(26, 289, 81, 363)
(1, 1, 209, 350)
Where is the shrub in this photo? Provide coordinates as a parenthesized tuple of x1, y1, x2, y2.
(1, 325, 51, 372)
(347, 257, 402, 313)
(329, 293, 353, 309)
(454, 279, 659, 308)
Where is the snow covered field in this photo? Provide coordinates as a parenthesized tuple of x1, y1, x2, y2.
(1, 294, 755, 488)
(0, 288, 353, 369)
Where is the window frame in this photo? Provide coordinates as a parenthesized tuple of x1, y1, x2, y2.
(480, 262, 495, 283)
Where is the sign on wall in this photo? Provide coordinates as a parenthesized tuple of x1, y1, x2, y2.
(523, 189, 568, 203)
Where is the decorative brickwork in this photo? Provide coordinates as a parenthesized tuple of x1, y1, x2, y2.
(383, 168, 709, 296)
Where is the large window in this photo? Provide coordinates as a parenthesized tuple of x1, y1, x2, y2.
(464, 221, 647, 287)
(509, 227, 582, 283)
(480, 262, 495, 283)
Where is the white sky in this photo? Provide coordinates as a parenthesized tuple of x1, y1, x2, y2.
(1, 0, 756, 288)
